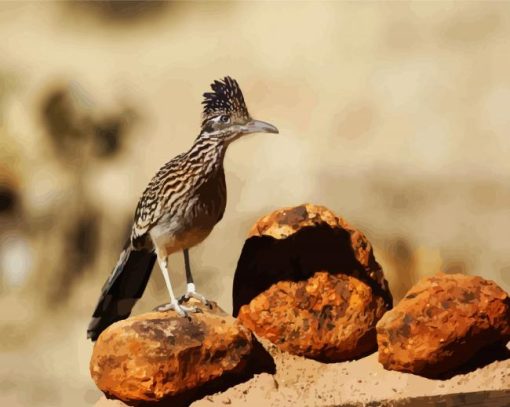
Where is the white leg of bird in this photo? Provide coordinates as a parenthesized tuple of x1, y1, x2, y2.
(179, 249, 211, 307)
(155, 254, 200, 316)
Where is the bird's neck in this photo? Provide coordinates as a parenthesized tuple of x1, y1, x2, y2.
(186, 135, 230, 175)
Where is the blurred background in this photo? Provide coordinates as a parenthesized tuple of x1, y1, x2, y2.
(1, 1, 509, 406)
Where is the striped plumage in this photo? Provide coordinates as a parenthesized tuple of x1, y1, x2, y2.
(131, 138, 227, 252)
(87, 77, 278, 340)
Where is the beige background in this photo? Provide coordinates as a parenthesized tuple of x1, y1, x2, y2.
(0, 2, 509, 406)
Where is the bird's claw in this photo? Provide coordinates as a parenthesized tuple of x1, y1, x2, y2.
(179, 291, 212, 309)
(155, 300, 201, 317)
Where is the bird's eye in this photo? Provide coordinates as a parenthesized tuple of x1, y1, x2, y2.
(219, 115, 230, 123)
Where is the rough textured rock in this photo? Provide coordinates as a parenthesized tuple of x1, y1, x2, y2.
(238, 271, 387, 361)
(90, 300, 253, 403)
(377, 273, 510, 377)
(233, 203, 392, 316)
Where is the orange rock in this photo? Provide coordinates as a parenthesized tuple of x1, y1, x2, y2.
(90, 300, 253, 403)
(377, 273, 510, 377)
(233, 203, 392, 315)
(248, 204, 381, 273)
(238, 271, 387, 361)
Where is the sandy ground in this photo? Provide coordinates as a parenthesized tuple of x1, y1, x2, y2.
(95, 340, 510, 406)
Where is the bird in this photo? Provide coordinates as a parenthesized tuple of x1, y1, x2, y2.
(87, 77, 278, 341)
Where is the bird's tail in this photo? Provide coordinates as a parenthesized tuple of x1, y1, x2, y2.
(87, 241, 156, 341)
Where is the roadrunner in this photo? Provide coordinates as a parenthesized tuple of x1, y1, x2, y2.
(87, 77, 278, 341)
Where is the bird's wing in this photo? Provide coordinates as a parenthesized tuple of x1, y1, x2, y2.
(131, 153, 187, 246)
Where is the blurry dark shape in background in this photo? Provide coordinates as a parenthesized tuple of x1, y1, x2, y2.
(442, 260, 467, 275)
(41, 88, 83, 158)
(47, 212, 100, 305)
(382, 237, 418, 301)
(93, 116, 126, 158)
(0, 184, 18, 214)
(66, 0, 171, 24)
(38, 82, 139, 304)
(40, 83, 134, 161)
(0, 160, 27, 290)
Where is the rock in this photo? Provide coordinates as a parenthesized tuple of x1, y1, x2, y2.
(238, 271, 387, 361)
(90, 299, 254, 403)
(376, 273, 510, 377)
(233, 204, 392, 361)
(232, 203, 392, 316)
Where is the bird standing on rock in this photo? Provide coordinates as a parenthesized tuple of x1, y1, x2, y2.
(87, 77, 278, 341)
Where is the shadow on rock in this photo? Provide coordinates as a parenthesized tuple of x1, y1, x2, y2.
(233, 223, 393, 316)
(435, 342, 510, 380)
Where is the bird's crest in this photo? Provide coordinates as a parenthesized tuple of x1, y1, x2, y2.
(202, 77, 250, 121)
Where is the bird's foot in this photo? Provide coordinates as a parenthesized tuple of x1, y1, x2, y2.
(179, 284, 212, 309)
(155, 300, 201, 317)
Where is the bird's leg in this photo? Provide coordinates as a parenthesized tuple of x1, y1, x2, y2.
(179, 249, 212, 308)
(155, 253, 200, 316)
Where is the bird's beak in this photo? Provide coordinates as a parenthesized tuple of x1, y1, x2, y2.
(242, 119, 279, 135)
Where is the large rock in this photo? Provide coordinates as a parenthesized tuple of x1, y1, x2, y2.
(377, 273, 510, 377)
(238, 271, 387, 361)
(233, 203, 392, 316)
(90, 300, 254, 403)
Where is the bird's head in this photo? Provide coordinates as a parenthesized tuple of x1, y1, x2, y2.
(200, 76, 278, 143)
